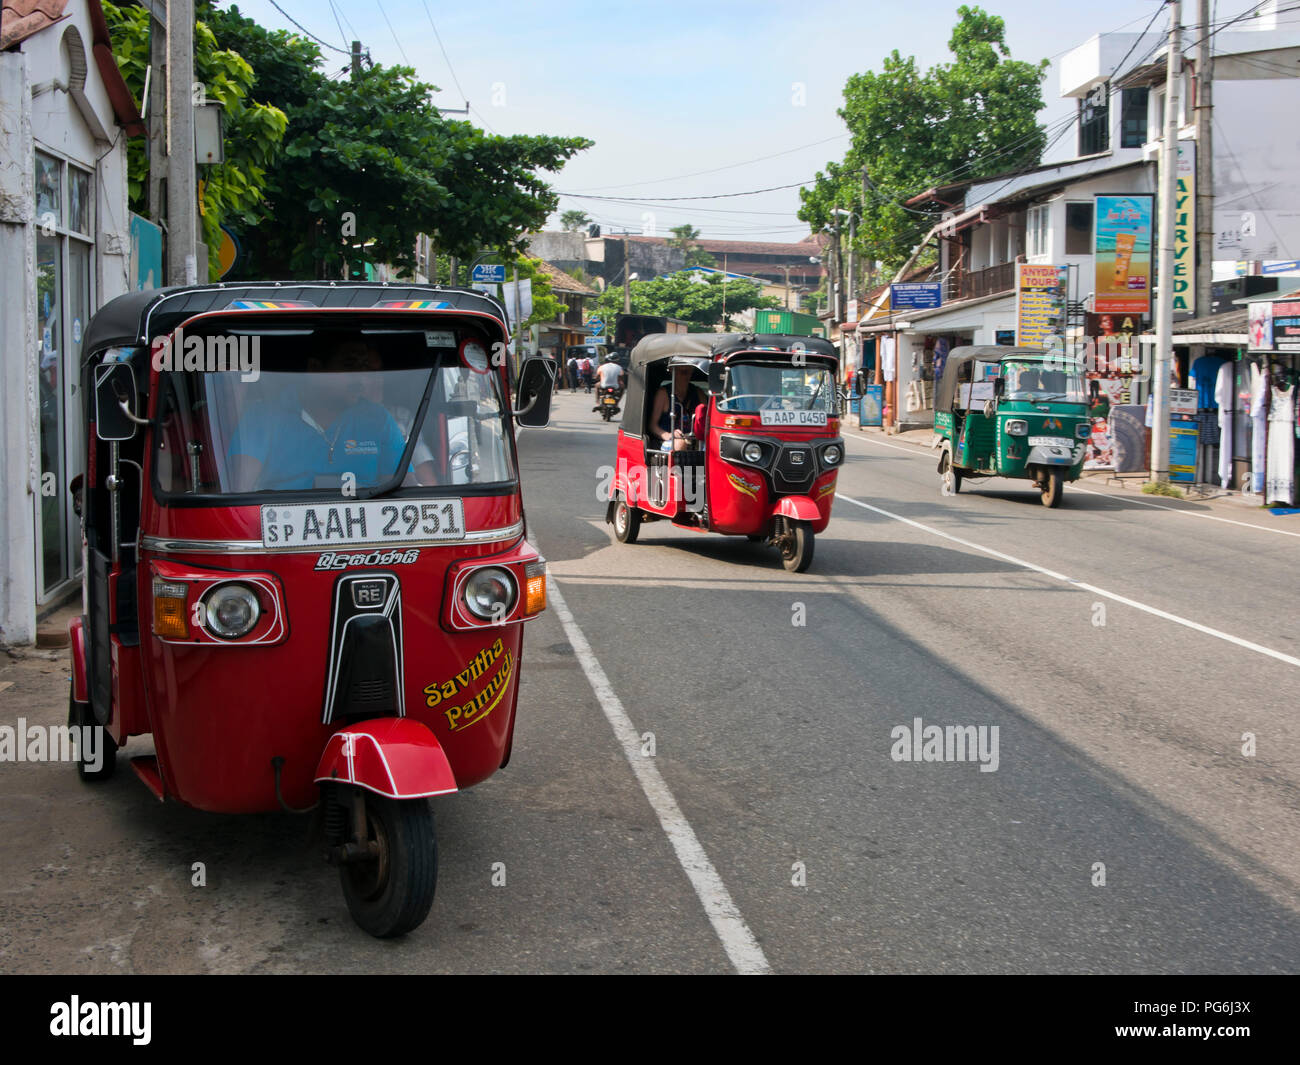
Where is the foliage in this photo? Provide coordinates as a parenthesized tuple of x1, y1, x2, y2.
(667, 224, 716, 268)
(103, 2, 288, 279)
(560, 210, 592, 232)
(196, 4, 592, 277)
(799, 5, 1048, 271)
(1142, 481, 1184, 498)
(592, 272, 777, 331)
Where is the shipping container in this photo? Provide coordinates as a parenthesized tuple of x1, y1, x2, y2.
(753, 309, 827, 338)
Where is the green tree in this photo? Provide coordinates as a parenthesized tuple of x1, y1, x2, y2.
(667, 224, 716, 268)
(560, 210, 591, 232)
(594, 273, 776, 331)
(800, 5, 1047, 271)
(103, 2, 288, 279)
(202, 5, 592, 278)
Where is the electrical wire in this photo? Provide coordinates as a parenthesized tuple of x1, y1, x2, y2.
(327, 0, 350, 52)
(266, 0, 351, 55)
(420, 0, 470, 102)
(374, 0, 410, 65)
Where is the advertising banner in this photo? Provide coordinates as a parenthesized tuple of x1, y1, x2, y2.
(1248, 300, 1274, 350)
(1172, 142, 1196, 314)
(859, 384, 883, 426)
(1015, 264, 1067, 347)
(890, 283, 942, 310)
(1169, 422, 1199, 483)
(1273, 298, 1300, 352)
(1094, 194, 1153, 315)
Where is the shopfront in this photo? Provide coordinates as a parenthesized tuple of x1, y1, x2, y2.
(1246, 294, 1300, 506)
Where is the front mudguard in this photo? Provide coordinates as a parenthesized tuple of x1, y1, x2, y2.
(1026, 443, 1084, 475)
(69, 615, 89, 703)
(772, 495, 821, 523)
(314, 718, 458, 800)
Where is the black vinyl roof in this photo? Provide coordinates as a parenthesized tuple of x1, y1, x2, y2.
(81, 282, 509, 354)
(935, 345, 1077, 410)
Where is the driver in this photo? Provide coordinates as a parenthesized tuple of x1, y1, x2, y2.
(228, 341, 407, 492)
(650, 364, 704, 451)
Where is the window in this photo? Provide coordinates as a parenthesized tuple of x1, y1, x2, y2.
(1120, 87, 1149, 148)
(1027, 205, 1050, 259)
(1065, 202, 1094, 255)
(1078, 82, 1110, 155)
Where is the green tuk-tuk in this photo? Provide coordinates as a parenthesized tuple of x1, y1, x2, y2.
(933, 346, 1091, 508)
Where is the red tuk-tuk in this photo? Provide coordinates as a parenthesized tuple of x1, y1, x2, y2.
(68, 283, 554, 937)
(606, 333, 844, 572)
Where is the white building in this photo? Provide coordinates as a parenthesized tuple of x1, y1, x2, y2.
(0, 0, 142, 643)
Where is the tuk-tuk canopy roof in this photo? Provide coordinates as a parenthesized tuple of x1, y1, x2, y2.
(621, 332, 839, 438)
(935, 345, 1080, 411)
(81, 282, 509, 355)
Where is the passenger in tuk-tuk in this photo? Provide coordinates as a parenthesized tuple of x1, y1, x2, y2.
(650, 364, 705, 451)
(228, 341, 407, 492)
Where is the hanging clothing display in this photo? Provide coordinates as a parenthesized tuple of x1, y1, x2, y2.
(881, 336, 896, 383)
(1266, 380, 1296, 505)
(1250, 363, 1268, 493)
(1191, 355, 1227, 409)
(1215, 361, 1234, 487)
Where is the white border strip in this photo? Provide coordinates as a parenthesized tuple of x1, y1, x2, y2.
(546, 572, 771, 974)
(845, 432, 1300, 539)
(836, 494, 1300, 670)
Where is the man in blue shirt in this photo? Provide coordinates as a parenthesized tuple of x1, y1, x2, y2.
(228, 344, 407, 492)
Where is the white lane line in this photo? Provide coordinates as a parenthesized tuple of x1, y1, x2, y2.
(835, 493, 1300, 670)
(845, 432, 1300, 539)
(545, 572, 772, 975)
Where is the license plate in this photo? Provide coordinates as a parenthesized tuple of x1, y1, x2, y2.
(760, 409, 828, 426)
(1028, 436, 1075, 448)
(603, 396, 617, 404)
(261, 500, 465, 548)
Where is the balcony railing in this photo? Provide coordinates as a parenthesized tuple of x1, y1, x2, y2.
(945, 260, 1017, 303)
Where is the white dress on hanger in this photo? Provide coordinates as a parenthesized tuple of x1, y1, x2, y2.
(1250, 364, 1268, 494)
(1215, 362, 1234, 488)
(1266, 381, 1296, 506)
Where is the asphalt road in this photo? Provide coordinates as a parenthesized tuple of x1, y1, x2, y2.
(2, 388, 1296, 973)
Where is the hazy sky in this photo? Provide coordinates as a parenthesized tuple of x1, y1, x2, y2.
(229, 1, 1267, 242)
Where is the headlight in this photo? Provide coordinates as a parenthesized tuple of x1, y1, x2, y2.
(822, 445, 842, 465)
(742, 442, 764, 463)
(1076, 422, 1092, 439)
(204, 583, 260, 639)
(464, 567, 517, 621)
(1004, 419, 1028, 436)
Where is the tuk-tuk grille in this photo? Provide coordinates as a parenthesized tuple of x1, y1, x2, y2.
(353, 679, 392, 704)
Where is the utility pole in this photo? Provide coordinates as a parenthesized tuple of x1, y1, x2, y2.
(512, 261, 524, 374)
(147, 8, 168, 226)
(166, 0, 197, 285)
(622, 237, 631, 314)
(351, 40, 362, 81)
(1152, 0, 1182, 483)
(1195, 0, 1213, 315)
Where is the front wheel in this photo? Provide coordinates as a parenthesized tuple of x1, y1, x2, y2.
(779, 518, 815, 573)
(1041, 468, 1064, 508)
(613, 497, 641, 544)
(69, 687, 116, 782)
(339, 793, 437, 938)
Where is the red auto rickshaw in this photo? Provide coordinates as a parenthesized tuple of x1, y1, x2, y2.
(68, 282, 554, 937)
(606, 333, 844, 572)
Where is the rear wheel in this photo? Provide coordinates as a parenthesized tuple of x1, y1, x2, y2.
(339, 792, 437, 938)
(1041, 469, 1064, 508)
(614, 497, 641, 544)
(69, 687, 116, 782)
(939, 451, 962, 496)
(779, 518, 815, 573)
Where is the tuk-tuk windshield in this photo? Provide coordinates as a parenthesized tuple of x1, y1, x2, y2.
(1002, 361, 1087, 404)
(718, 361, 836, 414)
(154, 338, 515, 497)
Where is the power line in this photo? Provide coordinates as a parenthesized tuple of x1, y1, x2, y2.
(266, 0, 351, 55)
(326, 0, 349, 52)
(560, 180, 813, 202)
(420, 0, 469, 101)
(374, 0, 410, 65)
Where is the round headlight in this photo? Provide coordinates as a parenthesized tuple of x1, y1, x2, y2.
(204, 583, 260, 639)
(1005, 419, 1028, 436)
(823, 445, 842, 465)
(742, 442, 764, 463)
(1076, 422, 1092, 439)
(464, 567, 517, 621)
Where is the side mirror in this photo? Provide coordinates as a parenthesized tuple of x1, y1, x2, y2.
(992, 377, 1005, 398)
(94, 362, 140, 441)
(707, 362, 725, 396)
(515, 356, 555, 428)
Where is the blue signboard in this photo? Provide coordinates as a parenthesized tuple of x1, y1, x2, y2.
(472, 263, 507, 283)
(859, 384, 883, 427)
(890, 282, 942, 310)
(1262, 260, 1300, 275)
(1169, 422, 1199, 483)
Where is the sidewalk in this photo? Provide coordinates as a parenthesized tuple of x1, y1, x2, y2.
(844, 417, 1299, 523)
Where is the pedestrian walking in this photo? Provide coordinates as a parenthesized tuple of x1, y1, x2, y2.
(568, 355, 580, 393)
